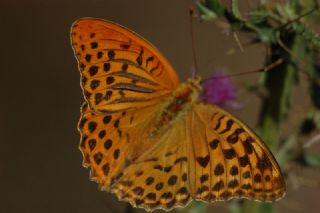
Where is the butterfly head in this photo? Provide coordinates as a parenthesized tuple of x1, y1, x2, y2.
(187, 75, 202, 93)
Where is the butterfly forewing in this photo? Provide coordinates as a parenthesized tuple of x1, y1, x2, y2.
(71, 18, 179, 113)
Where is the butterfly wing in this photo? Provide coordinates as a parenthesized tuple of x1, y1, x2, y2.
(72, 18, 181, 195)
(71, 18, 179, 113)
(188, 102, 286, 202)
(79, 100, 285, 211)
(107, 100, 285, 211)
(110, 117, 192, 211)
(79, 101, 165, 188)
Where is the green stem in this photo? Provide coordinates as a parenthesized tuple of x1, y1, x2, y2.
(240, 17, 302, 213)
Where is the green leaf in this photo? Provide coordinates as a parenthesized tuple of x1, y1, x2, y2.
(231, 0, 245, 21)
(205, 0, 225, 16)
(254, 27, 277, 44)
(274, 2, 297, 22)
(293, 23, 320, 47)
(197, 2, 218, 20)
(248, 9, 270, 24)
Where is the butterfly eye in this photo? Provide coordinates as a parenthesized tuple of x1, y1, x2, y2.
(176, 98, 186, 105)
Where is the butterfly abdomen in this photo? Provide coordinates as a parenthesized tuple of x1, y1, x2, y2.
(152, 79, 201, 135)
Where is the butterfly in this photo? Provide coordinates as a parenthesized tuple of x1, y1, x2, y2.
(70, 18, 285, 211)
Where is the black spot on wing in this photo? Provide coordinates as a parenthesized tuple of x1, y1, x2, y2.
(197, 155, 210, 168)
(219, 119, 234, 134)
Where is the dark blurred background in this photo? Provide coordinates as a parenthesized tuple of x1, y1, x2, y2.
(1, 0, 319, 213)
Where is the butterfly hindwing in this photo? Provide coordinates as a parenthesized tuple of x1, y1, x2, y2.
(71, 18, 179, 113)
(110, 118, 192, 211)
(78, 102, 164, 188)
(189, 102, 286, 202)
(104, 100, 285, 211)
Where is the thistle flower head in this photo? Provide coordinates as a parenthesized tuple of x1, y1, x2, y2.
(202, 71, 240, 110)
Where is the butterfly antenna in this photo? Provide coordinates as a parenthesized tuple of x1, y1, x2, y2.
(189, 8, 199, 78)
(201, 58, 283, 83)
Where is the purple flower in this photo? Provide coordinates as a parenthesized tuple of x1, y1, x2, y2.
(202, 71, 241, 110)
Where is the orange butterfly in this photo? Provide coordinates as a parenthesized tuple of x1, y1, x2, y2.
(70, 18, 285, 211)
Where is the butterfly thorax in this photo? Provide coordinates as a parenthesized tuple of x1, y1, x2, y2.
(151, 77, 202, 136)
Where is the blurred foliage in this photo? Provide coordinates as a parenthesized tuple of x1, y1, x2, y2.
(189, 0, 320, 213)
